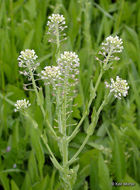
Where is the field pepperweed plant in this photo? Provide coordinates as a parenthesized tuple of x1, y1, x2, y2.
(14, 14, 129, 190)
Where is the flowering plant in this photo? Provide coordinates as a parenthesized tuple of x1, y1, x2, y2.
(15, 14, 129, 189)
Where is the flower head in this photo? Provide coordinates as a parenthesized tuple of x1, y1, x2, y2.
(41, 66, 61, 85)
(48, 14, 65, 24)
(101, 36, 123, 54)
(57, 51, 80, 77)
(105, 76, 129, 99)
(57, 51, 80, 98)
(96, 35, 123, 70)
(18, 49, 40, 78)
(47, 14, 67, 43)
(14, 99, 31, 112)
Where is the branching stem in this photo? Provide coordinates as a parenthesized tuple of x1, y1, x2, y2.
(29, 67, 57, 139)
(68, 93, 110, 165)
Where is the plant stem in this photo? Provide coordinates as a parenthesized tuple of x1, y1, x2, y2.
(68, 134, 90, 165)
(68, 69, 103, 142)
(56, 23, 60, 58)
(55, 22, 69, 168)
(103, 48, 113, 70)
(88, 69, 103, 108)
(29, 68, 57, 139)
(0, 93, 15, 106)
(97, 93, 110, 116)
(62, 72, 68, 167)
(62, 137, 68, 166)
(68, 48, 113, 142)
(68, 93, 110, 165)
(29, 68, 45, 115)
(55, 22, 62, 134)
(41, 134, 63, 171)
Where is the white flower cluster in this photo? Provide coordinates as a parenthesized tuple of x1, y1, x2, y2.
(57, 51, 80, 97)
(57, 51, 80, 77)
(41, 66, 61, 85)
(96, 35, 123, 70)
(105, 76, 129, 99)
(41, 51, 80, 97)
(18, 49, 40, 78)
(48, 14, 65, 24)
(47, 14, 67, 43)
(101, 35, 123, 54)
(14, 99, 31, 112)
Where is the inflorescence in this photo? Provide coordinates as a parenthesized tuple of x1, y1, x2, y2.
(41, 51, 80, 96)
(96, 35, 123, 70)
(57, 51, 80, 96)
(18, 49, 40, 79)
(14, 99, 31, 112)
(105, 76, 129, 99)
(101, 36, 123, 54)
(41, 66, 61, 86)
(57, 51, 80, 79)
(47, 14, 67, 43)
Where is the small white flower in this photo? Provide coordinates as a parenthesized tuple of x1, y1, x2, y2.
(101, 36, 123, 54)
(41, 66, 61, 82)
(57, 51, 80, 79)
(57, 51, 80, 73)
(18, 49, 40, 79)
(14, 99, 31, 112)
(105, 76, 129, 99)
(96, 36, 123, 70)
(48, 14, 65, 24)
(57, 51, 80, 97)
(47, 14, 67, 43)
(57, 51, 80, 86)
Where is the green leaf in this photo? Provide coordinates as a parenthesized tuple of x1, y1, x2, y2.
(120, 174, 140, 190)
(21, 172, 32, 190)
(90, 152, 100, 190)
(23, 29, 35, 49)
(32, 175, 50, 190)
(28, 151, 39, 183)
(0, 173, 10, 190)
(30, 126, 45, 178)
(11, 180, 19, 190)
(112, 125, 126, 181)
(98, 153, 112, 190)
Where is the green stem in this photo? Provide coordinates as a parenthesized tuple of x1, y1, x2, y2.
(0, 93, 15, 106)
(29, 68, 44, 113)
(62, 74, 68, 167)
(103, 48, 113, 70)
(68, 93, 110, 165)
(45, 119, 58, 139)
(68, 134, 90, 165)
(56, 90, 62, 133)
(56, 23, 69, 167)
(29, 68, 57, 139)
(55, 22, 62, 133)
(56, 23, 60, 58)
(68, 48, 113, 142)
(88, 69, 103, 108)
(41, 134, 63, 171)
(97, 93, 110, 116)
(62, 137, 68, 167)
(68, 70, 103, 142)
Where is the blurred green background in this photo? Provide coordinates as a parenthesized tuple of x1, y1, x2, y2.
(0, 0, 140, 189)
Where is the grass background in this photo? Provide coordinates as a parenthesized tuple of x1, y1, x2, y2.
(0, 0, 140, 189)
